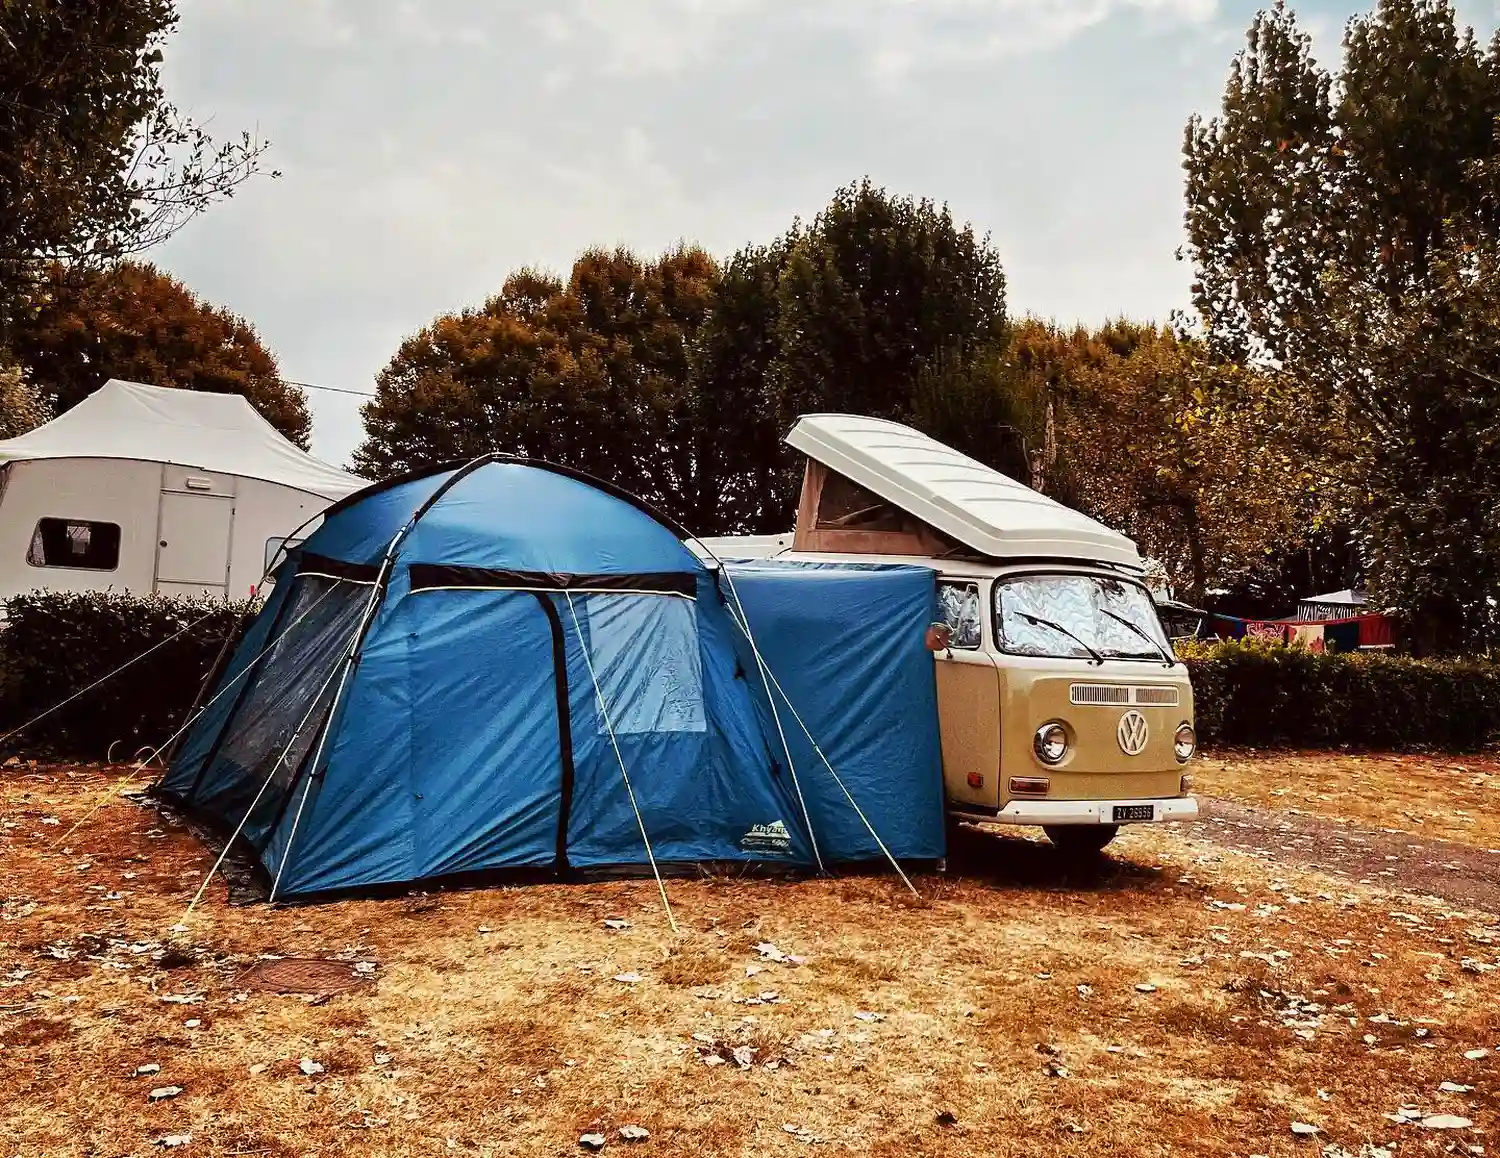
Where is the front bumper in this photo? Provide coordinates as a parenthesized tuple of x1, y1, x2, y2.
(991, 797, 1199, 826)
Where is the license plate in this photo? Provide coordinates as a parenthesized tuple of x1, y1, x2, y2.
(1113, 804, 1155, 822)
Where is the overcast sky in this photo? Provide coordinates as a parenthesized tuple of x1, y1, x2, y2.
(155, 0, 1381, 468)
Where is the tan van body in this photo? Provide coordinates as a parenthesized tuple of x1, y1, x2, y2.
(697, 416, 1198, 850)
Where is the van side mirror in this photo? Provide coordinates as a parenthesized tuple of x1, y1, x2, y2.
(925, 622, 952, 653)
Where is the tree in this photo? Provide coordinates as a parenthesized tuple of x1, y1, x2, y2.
(354, 247, 719, 518)
(356, 182, 1022, 536)
(769, 179, 1009, 423)
(1183, 0, 1500, 648)
(1055, 323, 1311, 605)
(9, 262, 310, 447)
(0, 1, 271, 338)
(0, 357, 50, 439)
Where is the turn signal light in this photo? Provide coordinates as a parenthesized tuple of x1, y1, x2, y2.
(1009, 776, 1050, 796)
(966, 771, 984, 789)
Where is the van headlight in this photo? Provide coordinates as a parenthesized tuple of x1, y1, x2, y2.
(1034, 722, 1069, 765)
(1174, 722, 1197, 763)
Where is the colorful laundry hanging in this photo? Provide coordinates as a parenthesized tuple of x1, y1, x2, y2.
(1290, 623, 1326, 652)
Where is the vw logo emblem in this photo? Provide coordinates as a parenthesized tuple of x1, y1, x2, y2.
(1117, 710, 1149, 756)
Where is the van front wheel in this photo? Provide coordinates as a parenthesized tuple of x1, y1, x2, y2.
(1044, 824, 1118, 857)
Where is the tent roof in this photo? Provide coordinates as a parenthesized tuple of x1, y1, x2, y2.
(1302, 589, 1366, 605)
(785, 414, 1144, 570)
(0, 379, 364, 500)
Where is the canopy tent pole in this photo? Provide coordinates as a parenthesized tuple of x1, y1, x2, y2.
(719, 599, 922, 901)
(561, 591, 679, 934)
(682, 537, 825, 874)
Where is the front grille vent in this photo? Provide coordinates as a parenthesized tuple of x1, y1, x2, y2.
(1069, 684, 1181, 707)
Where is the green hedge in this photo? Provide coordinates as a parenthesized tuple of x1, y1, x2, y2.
(1180, 638, 1500, 752)
(0, 590, 253, 762)
(0, 593, 1495, 763)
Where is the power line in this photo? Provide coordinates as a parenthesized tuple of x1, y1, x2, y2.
(283, 378, 376, 399)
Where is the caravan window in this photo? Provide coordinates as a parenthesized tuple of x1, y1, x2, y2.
(27, 519, 121, 571)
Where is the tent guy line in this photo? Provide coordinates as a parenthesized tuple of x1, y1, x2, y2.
(563, 589, 679, 933)
(47, 579, 351, 854)
(689, 533, 825, 875)
(720, 598, 922, 900)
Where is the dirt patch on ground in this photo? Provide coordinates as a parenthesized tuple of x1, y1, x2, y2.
(4, 763, 1500, 1157)
(1196, 750, 1500, 848)
(1191, 797, 1500, 910)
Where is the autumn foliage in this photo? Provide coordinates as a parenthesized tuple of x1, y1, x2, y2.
(9, 262, 311, 448)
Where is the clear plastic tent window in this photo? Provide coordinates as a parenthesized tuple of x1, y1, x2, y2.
(584, 594, 705, 735)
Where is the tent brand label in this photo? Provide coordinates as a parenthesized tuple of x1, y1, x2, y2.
(740, 820, 792, 855)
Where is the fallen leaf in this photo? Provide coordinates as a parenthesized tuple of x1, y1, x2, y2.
(619, 1125, 650, 1142)
(579, 1133, 607, 1151)
(935, 1110, 958, 1127)
(154, 1135, 191, 1149)
(148, 1086, 183, 1102)
(1440, 1082, 1474, 1094)
(613, 973, 643, 985)
(1290, 1122, 1318, 1136)
(299, 1058, 325, 1076)
(133, 1063, 161, 1077)
(1420, 1115, 1473, 1130)
(604, 919, 631, 930)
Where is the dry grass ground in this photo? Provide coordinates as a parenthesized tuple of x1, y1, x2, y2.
(1197, 751, 1500, 848)
(3, 759, 1500, 1158)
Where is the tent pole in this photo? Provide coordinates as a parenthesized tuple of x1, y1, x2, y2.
(682, 536, 826, 875)
(560, 591, 678, 934)
(44, 582, 350, 854)
(179, 651, 352, 922)
(268, 453, 502, 901)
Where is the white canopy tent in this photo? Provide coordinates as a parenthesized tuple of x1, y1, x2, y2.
(0, 379, 364, 601)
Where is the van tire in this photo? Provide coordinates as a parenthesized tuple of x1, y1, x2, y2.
(1044, 824, 1118, 857)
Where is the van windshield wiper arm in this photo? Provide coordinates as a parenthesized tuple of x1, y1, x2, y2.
(1099, 608, 1177, 668)
(1018, 612, 1104, 665)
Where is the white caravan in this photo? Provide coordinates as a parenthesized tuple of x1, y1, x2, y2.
(0, 379, 365, 601)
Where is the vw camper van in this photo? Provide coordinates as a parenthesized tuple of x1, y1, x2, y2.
(696, 414, 1197, 854)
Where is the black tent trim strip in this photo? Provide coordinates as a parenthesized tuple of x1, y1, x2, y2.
(295, 553, 381, 584)
(408, 564, 697, 598)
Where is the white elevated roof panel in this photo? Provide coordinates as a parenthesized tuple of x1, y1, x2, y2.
(786, 413, 1144, 570)
(0, 379, 365, 500)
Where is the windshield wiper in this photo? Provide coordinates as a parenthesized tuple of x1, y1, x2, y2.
(1099, 608, 1177, 668)
(1018, 612, 1104, 665)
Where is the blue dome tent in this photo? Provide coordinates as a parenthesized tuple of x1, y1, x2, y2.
(155, 456, 944, 901)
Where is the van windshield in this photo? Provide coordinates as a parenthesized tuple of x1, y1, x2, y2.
(993, 574, 1172, 662)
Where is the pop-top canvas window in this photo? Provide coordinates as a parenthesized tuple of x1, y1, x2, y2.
(814, 472, 907, 532)
(584, 594, 706, 735)
(27, 518, 121, 571)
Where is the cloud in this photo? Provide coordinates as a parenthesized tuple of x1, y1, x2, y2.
(152, 0, 1267, 465)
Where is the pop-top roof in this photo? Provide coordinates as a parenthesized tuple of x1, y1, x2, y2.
(786, 414, 1144, 570)
(0, 379, 364, 500)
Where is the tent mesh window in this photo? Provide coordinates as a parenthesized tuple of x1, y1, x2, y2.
(193, 574, 370, 843)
